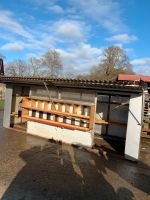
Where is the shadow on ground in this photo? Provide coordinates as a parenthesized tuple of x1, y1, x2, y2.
(1, 141, 150, 200)
(0, 110, 149, 200)
(1, 143, 134, 200)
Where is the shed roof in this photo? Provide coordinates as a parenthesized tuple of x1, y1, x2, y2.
(0, 76, 144, 93)
(118, 74, 150, 82)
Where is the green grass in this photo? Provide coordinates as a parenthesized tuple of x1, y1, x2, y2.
(0, 100, 4, 109)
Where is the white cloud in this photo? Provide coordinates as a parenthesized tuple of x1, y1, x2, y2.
(0, 10, 33, 39)
(0, 9, 90, 54)
(106, 34, 138, 44)
(0, 42, 25, 51)
(0, 9, 100, 73)
(0, 32, 16, 42)
(131, 58, 150, 75)
(74, 43, 102, 60)
(131, 58, 150, 66)
(69, 0, 127, 33)
(54, 20, 89, 40)
(48, 5, 64, 13)
(56, 43, 102, 73)
(134, 66, 150, 76)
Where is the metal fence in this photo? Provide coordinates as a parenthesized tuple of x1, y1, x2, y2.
(0, 83, 5, 100)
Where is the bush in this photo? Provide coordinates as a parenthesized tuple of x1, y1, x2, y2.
(0, 100, 4, 109)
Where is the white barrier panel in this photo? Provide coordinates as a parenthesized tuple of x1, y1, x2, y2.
(27, 121, 93, 148)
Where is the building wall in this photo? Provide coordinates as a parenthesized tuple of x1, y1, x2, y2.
(30, 86, 96, 103)
(30, 86, 58, 98)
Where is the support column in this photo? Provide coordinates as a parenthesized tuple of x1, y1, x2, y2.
(3, 84, 13, 128)
(125, 94, 143, 161)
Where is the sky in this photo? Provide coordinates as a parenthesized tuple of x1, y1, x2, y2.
(0, 0, 150, 75)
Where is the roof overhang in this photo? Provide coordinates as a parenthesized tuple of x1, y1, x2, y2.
(0, 76, 144, 94)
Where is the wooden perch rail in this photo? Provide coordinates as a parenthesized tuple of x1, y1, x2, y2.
(95, 119, 127, 126)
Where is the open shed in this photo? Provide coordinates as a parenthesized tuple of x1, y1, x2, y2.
(0, 77, 147, 161)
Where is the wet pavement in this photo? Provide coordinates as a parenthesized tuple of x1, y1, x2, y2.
(0, 110, 149, 200)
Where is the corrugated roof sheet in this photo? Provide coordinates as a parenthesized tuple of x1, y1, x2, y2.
(118, 74, 150, 82)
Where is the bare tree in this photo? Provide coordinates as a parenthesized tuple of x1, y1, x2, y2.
(28, 57, 44, 77)
(41, 50, 63, 78)
(5, 60, 28, 77)
(89, 46, 134, 80)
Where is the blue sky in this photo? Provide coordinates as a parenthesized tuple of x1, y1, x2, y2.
(0, 0, 150, 75)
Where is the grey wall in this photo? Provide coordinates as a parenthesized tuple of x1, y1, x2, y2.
(3, 84, 13, 128)
(95, 95, 129, 138)
(30, 86, 58, 98)
(30, 86, 96, 103)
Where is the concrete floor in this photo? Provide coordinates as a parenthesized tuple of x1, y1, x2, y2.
(0, 111, 149, 200)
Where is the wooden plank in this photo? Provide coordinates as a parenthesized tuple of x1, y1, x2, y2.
(26, 96, 94, 106)
(22, 108, 29, 116)
(31, 99, 37, 109)
(89, 105, 95, 130)
(95, 119, 109, 124)
(22, 97, 30, 107)
(44, 101, 48, 111)
(22, 115, 90, 131)
(51, 102, 56, 110)
(37, 100, 43, 109)
(22, 106, 90, 120)
(73, 105, 78, 114)
(58, 103, 62, 112)
(66, 104, 70, 113)
(95, 119, 127, 126)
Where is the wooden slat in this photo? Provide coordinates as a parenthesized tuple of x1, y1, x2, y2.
(22, 97, 30, 107)
(44, 101, 48, 111)
(31, 99, 37, 109)
(22, 106, 90, 120)
(22, 108, 29, 116)
(95, 119, 109, 124)
(37, 100, 43, 109)
(66, 104, 70, 113)
(22, 115, 89, 131)
(89, 105, 95, 130)
(95, 119, 127, 126)
(51, 102, 56, 110)
(58, 103, 62, 112)
(27, 96, 95, 106)
(73, 105, 78, 114)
